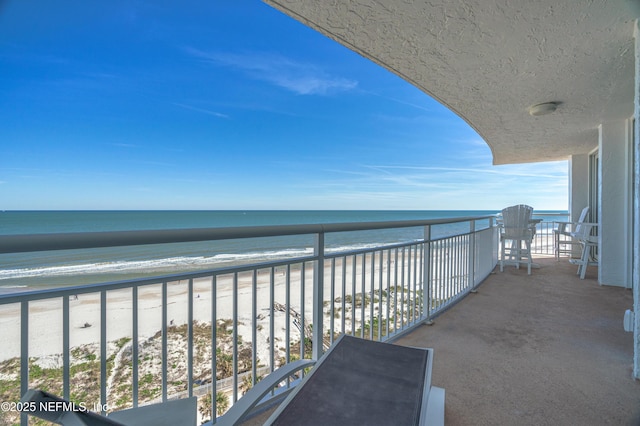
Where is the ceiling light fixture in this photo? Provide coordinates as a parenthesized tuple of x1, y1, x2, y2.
(528, 102, 559, 116)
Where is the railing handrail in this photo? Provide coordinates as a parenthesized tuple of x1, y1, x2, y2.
(0, 216, 496, 254)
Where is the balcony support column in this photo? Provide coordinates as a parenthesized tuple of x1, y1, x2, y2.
(312, 232, 325, 361)
(598, 121, 632, 288)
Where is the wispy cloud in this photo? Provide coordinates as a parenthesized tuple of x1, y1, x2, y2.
(358, 89, 435, 113)
(108, 142, 139, 148)
(128, 160, 176, 167)
(173, 102, 229, 119)
(365, 164, 565, 179)
(184, 47, 358, 95)
(291, 158, 568, 210)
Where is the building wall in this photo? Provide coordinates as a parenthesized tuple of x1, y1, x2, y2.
(598, 120, 632, 288)
(569, 154, 591, 258)
(569, 154, 589, 220)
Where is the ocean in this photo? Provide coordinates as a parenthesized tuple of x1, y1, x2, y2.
(0, 210, 566, 292)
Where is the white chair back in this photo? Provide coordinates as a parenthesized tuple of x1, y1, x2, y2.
(501, 204, 533, 239)
(573, 206, 590, 235)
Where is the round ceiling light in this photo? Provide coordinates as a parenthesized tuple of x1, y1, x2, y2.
(528, 102, 558, 116)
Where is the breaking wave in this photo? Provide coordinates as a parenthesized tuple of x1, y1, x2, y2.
(0, 240, 419, 281)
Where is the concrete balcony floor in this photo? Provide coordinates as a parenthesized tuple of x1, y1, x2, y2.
(241, 257, 639, 425)
(398, 256, 640, 425)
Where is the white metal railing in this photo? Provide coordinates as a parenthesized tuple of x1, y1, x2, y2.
(0, 217, 497, 425)
(530, 213, 570, 256)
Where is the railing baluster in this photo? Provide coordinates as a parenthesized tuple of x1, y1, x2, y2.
(439, 240, 451, 303)
(454, 236, 460, 295)
(20, 301, 28, 426)
(432, 240, 437, 310)
(401, 247, 406, 329)
(437, 239, 442, 306)
(451, 238, 456, 299)
(418, 242, 424, 319)
(412, 245, 418, 324)
(161, 282, 168, 403)
(424, 225, 431, 320)
(211, 275, 217, 423)
(378, 250, 383, 339)
(464, 235, 468, 290)
(251, 269, 257, 388)
(469, 220, 476, 289)
(351, 254, 356, 336)
(407, 246, 412, 325)
(330, 258, 336, 345)
(439, 240, 444, 308)
(269, 266, 275, 373)
(132, 285, 139, 407)
(232, 273, 238, 403)
(369, 251, 375, 340)
(438, 240, 444, 306)
(451, 237, 456, 296)
(187, 278, 194, 397)
(447, 239, 452, 302)
(386, 249, 391, 334)
(100, 290, 107, 413)
(285, 265, 291, 363)
(63, 295, 70, 400)
(455, 236, 460, 294)
(462, 235, 467, 291)
(341, 256, 346, 335)
(300, 263, 305, 360)
(393, 248, 398, 332)
(312, 232, 324, 361)
(360, 253, 365, 339)
(442, 237, 458, 298)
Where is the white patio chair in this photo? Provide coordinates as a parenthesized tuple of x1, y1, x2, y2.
(568, 222, 599, 279)
(499, 204, 535, 275)
(554, 206, 590, 260)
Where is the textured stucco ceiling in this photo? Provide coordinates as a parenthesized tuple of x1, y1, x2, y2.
(264, 0, 637, 165)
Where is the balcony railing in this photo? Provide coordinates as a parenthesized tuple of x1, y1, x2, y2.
(0, 216, 501, 425)
(530, 212, 569, 255)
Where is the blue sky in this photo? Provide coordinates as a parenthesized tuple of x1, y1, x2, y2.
(0, 1, 567, 211)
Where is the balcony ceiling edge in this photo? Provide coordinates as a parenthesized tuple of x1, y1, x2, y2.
(264, 0, 636, 165)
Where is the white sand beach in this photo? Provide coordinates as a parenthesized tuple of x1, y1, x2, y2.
(0, 252, 415, 365)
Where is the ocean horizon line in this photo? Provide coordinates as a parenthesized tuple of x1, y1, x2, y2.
(0, 208, 568, 213)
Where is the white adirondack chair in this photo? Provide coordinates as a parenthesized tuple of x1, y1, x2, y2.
(499, 204, 535, 275)
(569, 221, 599, 279)
(554, 206, 590, 260)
